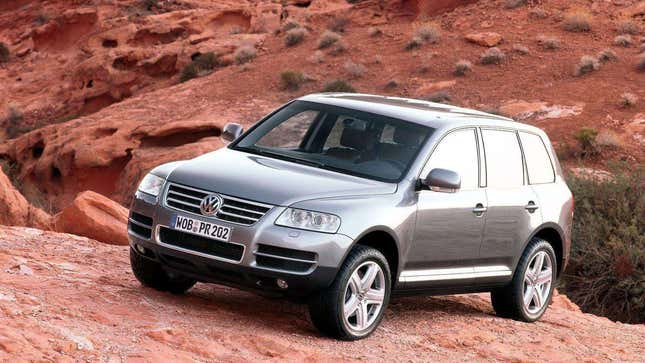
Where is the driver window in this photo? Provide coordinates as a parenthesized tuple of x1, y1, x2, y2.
(421, 128, 479, 190)
(256, 110, 319, 149)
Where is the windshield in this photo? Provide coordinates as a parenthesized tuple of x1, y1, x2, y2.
(231, 101, 434, 182)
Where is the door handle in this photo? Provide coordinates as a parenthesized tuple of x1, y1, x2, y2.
(472, 203, 487, 214)
(525, 201, 539, 213)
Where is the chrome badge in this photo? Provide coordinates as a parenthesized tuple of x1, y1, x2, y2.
(200, 194, 222, 216)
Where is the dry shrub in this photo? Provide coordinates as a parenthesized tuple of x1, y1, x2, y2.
(309, 50, 325, 64)
(322, 80, 356, 93)
(574, 55, 600, 76)
(318, 31, 341, 49)
(328, 15, 349, 33)
(619, 92, 638, 108)
(234, 45, 256, 64)
(280, 71, 306, 91)
(529, 7, 548, 19)
(616, 20, 640, 35)
(405, 36, 423, 50)
(564, 166, 645, 324)
(344, 61, 366, 78)
(537, 35, 560, 50)
(180, 52, 218, 82)
(424, 90, 451, 103)
(454, 60, 472, 76)
(512, 44, 529, 55)
(480, 47, 505, 65)
(597, 49, 617, 63)
(504, 0, 527, 9)
(415, 24, 441, 44)
(368, 27, 382, 37)
(573, 127, 599, 156)
(596, 131, 622, 148)
(282, 20, 300, 32)
(328, 40, 347, 55)
(613, 34, 633, 47)
(4, 106, 24, 139)
(285, 27, 307, 47)
(0, 42, 9, 63)
(563, 10, 592, 32)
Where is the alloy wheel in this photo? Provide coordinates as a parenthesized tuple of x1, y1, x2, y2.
(342, 261, 386, 334)
(522, 251, 553, 315)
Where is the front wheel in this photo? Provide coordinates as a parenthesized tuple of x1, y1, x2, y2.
(308, 245, 391, 340)
(130, 248, 196, 294)
(491, 238, 557, 322)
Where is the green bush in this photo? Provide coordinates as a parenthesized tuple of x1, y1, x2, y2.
(563, 166, 645, 323)
(179, 52, 218, 83)
(573, 127, 598, 157)
(0, 42, 9, 63)
(322, 80, 356, 93)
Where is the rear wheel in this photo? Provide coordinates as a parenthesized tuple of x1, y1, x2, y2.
(308, 245, 391, 340)
(130, 248, 196, 294)
(491, 238, 556, 321)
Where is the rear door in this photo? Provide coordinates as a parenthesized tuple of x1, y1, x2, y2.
(479, 128, 543, 278)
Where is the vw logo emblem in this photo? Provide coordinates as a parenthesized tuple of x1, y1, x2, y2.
(200, 194, 222, 216)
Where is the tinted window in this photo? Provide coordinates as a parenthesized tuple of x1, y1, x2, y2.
(482, 129, 524, 188)
(423, 128, 479, 190)
(233, 101, 433, 182)
(519, 132, 555, 184)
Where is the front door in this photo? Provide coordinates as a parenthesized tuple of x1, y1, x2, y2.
(403, 128, 487, 286)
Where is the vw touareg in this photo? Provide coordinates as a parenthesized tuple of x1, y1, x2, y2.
(128, 94, 573, 340)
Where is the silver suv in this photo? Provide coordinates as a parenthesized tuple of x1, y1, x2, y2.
(128, 94, 573, 340)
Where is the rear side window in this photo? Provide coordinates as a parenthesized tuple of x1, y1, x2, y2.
(519, 132, 555, 184)
(481, 129, 524, 188)
(422, 128, 479, 190)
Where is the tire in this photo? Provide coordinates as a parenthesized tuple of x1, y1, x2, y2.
(308, 245, 391, 340)
(130, 248, 196, 294)
(490, 237, 557, 322)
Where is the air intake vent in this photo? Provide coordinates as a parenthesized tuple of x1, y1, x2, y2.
(158, 227, 244, 262)
(128, 212, 153, 239)
(165, 183, 272, 225)
(254, 244, 317, 273)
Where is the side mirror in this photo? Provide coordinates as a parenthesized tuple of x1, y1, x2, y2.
(222, 123, 244, 145)
(423, 168, 461, 193)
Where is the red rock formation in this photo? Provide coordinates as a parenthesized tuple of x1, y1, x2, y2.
(0, 169, 50, 228)
(52, 190, 128, 245)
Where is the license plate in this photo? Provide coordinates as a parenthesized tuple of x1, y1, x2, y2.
(171, 215, 231, 242)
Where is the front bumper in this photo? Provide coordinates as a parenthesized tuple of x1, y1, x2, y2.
(127, 190, 352, 296)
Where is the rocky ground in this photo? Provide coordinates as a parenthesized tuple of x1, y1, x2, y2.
(1, 226, 644, 362)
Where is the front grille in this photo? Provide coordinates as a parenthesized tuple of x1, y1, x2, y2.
(254, 244, 317, 273)
(165, 183, 272, 225)
(158, 227, 244, 262)
(128, 212, 153, 239)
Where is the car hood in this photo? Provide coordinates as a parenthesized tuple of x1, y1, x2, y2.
(166, 148, 397, 206)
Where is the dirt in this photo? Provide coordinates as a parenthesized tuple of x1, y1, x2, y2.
(1, 226, 644, 362)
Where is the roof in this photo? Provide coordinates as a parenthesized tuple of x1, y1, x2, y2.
(298, 93, 542, 134)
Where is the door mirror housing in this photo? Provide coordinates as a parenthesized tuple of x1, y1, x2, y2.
(423, 168, 461, 193)
(222, 123, 244, 145)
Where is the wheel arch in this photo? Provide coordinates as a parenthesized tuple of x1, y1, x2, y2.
(347, 227, 400, 286)
(526, 223, 565, 277)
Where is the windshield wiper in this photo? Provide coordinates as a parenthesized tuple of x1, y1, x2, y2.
(236, 147, 324, 168)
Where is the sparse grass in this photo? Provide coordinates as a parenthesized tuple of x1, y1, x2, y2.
(415, 24, 441, 44)
(529, 7, 548, 19)
(328, 15, 349, 33)
(280, 71, 306, 91)
(598, 49, 618, 63)
(405, 37, 423, 50)
(563, 10, 592, 32)
(318, 31, 341, 49)
(537, 35, 560, 50)
(322, 80, 356, 93)
(180, 52, 218, 83)
(574, 127, 599, 156)
(424, 90, 451, 103)
(0, 42, 9, 63)
(512, 44, 529, 55)
(616, 20, 640, 35)
(613, 35, 633, 47)
(480, 47, 505, 65)
(638, 53, 645, 72)
(564, 166, 645, 324)
(454, 60, 472, 76)
(328, 40, 347, 55)
(309, 50, 325, 64)
(574, 55, 600, 76)
(504, 0, 527, 9)
(619, 93, 638, 108)
(234, 45, 256, 64)
(344, 61, 367, 78)
(596, 131, 622, 148)
(285, 27, 307, 47)
(368, 27, 382, 37)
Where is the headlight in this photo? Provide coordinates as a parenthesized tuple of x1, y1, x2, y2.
(275, 208, 341, 234)
(137, 173, 165, 197)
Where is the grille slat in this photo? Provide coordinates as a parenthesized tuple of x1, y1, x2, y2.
(128, 212, 153, 239)
(254, 244, 317, 273)
(165, 183, 272, 225)
(159, 227, 244, 262)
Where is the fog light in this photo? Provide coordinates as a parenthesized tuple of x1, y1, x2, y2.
(276, 279, 288, 289)
(136, 244, 146, 254)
